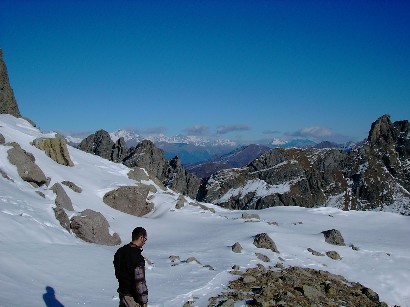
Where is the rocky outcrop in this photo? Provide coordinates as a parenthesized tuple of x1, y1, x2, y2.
(103, 185, 155, 216)
(0, 132, 5, 144)
(162, 156, 201, 198)
(70, 209, 121, 245)
(209, 266, 387, 306)
(199, 115, 410, 215)
(123, 140, 168, 179)
(7, 142, 48, 187)
(32, 137, 74, 166)
(0, 49, 21, 117)
(78, 129, 115, 160)
(78, 133, 201, 197)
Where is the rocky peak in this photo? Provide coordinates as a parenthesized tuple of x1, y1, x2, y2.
(78, 129, 114, 160)
(0, 49, 21, 117)
(368, 114, 396, 146)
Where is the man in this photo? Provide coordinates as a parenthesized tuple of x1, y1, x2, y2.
(114, 227, 148, 307)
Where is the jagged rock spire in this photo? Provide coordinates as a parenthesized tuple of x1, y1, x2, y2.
(367, 114, 395, 145)
(0, 49, 21, 117)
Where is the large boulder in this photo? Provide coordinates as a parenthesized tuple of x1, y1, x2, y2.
(70, 209, 121, 245)
(103, 185, 154, 216)
(7, 142, 47, 186)
(0, 49, 21, 117)
(253, 233, 279, 253)
(322, 229, 346, 246)
(32, 137, 74, 166)
(51, 183, 74, 211)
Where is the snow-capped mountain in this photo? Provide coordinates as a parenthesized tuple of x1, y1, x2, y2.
(1, 115, 410, 306)
(110, 130, 237, 147)
(109, 130, 239, 164)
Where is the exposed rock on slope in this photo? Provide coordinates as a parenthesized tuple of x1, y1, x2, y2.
(199, 115, 410, 215)
(70, 209, 121, 245)
(78, 129, 128, 162)
(32, 137, 74, 166)
(103, 185, 155, 216)
(7, 142, 48, 187)
(0, 49, 21, 117)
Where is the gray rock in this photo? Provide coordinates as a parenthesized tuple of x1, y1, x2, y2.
(61, 180, 82, 193)
(231, 242, 243, 253)
(111, 137, 128, 163)
(0, 49, 21, 117)
(70, 209, 121, 245)
(162, 156, 201, 198)
(124, 141, 200, 198)
(186, 257, 201, 264)
(242, 213, 260, 220)
(103, 185, 154, 216)
(0, 167, 12, 181)
(78, 129, 116, 160)
(127, 167, 150, 181)
(175, 195, 186, 209)
(253, 233, 279, 253)
(216, 299, 235, 307)
(123, 140, 168, 179)
(322, 229, 346, 246)
(307, 248, 325, 256)
(326, 251, 342, 260)
(0, 132, 5, 144)
(32, 137, 74, 166)
(302, 284, 324, 302)
(7, 142, 47, 186)
(169, 255, 180, 263)
(243, 275, 256, 283)
(255, 252, 270, 262)
(51, 183, 74, 211)
(53, 206, 70, 231)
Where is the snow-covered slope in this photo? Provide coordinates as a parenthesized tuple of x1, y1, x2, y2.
(1, 115, 410, 306)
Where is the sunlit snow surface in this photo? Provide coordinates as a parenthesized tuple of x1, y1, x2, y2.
(1, 115, 410, 307)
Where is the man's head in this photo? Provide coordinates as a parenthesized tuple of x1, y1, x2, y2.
(132, 227, 147, 247)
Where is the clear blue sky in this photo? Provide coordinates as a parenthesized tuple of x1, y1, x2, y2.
(1, 0, 409, 144)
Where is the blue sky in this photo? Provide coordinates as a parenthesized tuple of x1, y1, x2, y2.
(1, 0, 409, 144)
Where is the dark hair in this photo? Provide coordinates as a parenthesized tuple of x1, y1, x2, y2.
(132, 227, 147, 241)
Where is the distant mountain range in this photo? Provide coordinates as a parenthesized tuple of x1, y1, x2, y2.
(186, 144, 271, 178)
(65, 129, 356, 165)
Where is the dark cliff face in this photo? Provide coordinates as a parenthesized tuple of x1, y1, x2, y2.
(199, 115, 410, 215)
(0, 49, 22, 117)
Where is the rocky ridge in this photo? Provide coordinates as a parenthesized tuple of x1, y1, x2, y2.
(79, 133, 201, 198)
(199, 115, 410, 215)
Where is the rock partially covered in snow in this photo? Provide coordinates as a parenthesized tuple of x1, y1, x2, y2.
(70, 209, 121, 245)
